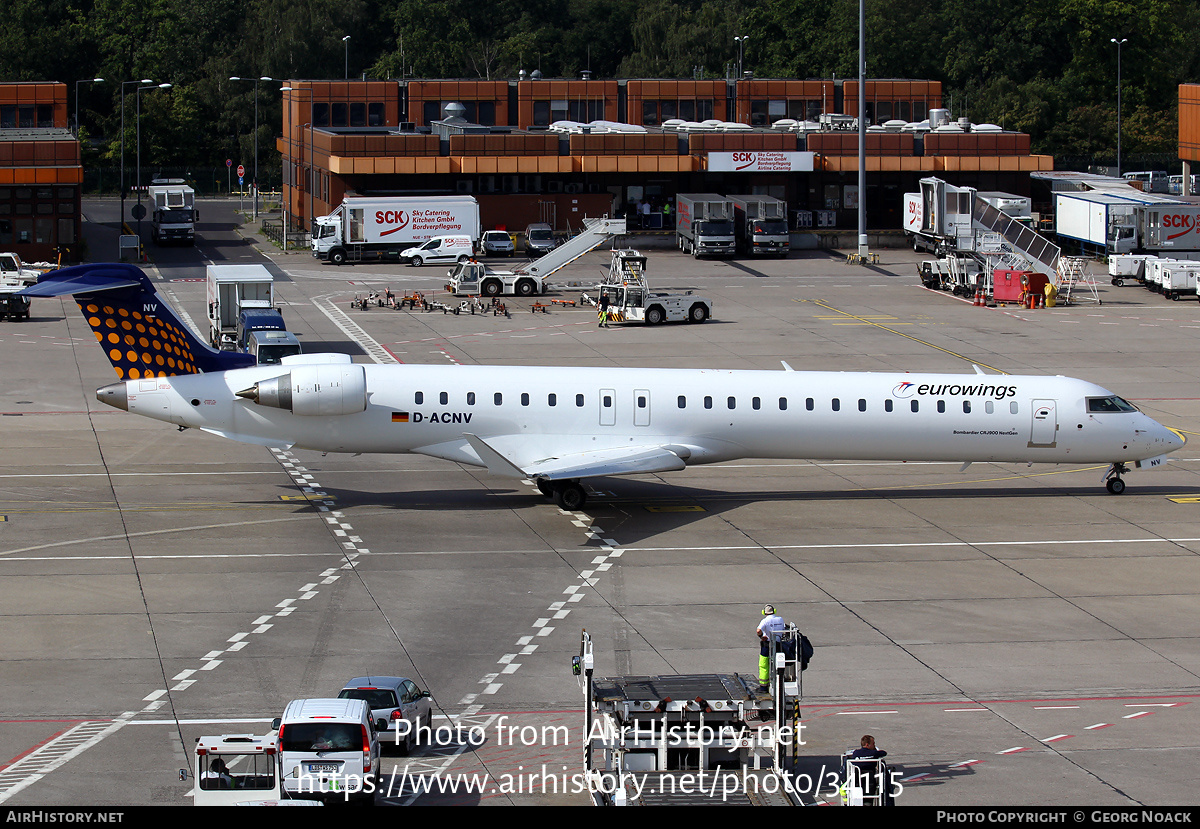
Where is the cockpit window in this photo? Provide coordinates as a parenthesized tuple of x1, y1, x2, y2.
(1087, 396, 1138, 413)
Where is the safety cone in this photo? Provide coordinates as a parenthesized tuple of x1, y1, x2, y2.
(974, 288, 983, 306)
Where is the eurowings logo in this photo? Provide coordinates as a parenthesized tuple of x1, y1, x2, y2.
(376, 210, 410, 237)
(892, 382, 916, 398)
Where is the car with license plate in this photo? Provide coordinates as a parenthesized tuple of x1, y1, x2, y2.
(274, 697, 380, 803)
(338, 676, 433, 756)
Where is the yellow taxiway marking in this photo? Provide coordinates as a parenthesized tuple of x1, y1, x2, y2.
(280, 493, 336, 501)
(1168, 495, 1200, 504)
(800, 299, 1010, 375)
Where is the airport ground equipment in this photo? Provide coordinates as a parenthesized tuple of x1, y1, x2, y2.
(675, 194, 736, 258)
(311, 195, 480, 265)
(445, 216, 627, 297)
(598, 248, 714, 325)
(0, 252, 44, 321)
(575, 629, 805, 806)
(728, 195, 790, 257)
(207, 263, 275, 349)
(192, 733, 288, 806)
(1108, 254, 1157, 286)
(1056, 190, 1200, 258)
(839, 754, 896, 806)
(148, 178, 197, 245)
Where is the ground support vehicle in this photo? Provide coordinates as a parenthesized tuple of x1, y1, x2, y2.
(274, 698, 380, 804)
(728, 195, 790, 257)
(446, 217, 626, 297)
(916, 253, 986, 297)
(675, 194, 735, 258)
(148, 178, 197, 245)
(598, 249, 713, 325)
(311, 195, 480, 265)
(338, 676, 433, 756)
(0, 252, 46, 321)
(575, 630, 805, 806)
(207, 264, 275, 350)
(192, 733, 323, 806)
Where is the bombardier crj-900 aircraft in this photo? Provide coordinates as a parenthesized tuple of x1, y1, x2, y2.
(23, 264, 1184, 510)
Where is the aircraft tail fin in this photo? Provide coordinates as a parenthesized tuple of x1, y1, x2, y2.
(20, 263, 255, 379)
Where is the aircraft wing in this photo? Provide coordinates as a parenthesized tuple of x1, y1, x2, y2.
(463, 433, 688, 481)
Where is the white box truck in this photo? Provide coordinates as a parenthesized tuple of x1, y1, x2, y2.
(675, 194, 735, 258)
(148, 178, 197, 245)
(207, 264, 274, 349)
(728, 195, 790, 257)
(311, 195, 480, 265)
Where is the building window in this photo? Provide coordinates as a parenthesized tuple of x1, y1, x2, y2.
(312, 103, 330, 127)
(642, 101, 658, 126)
(368, 102, 385, 126)
(331, 102, 347, 126)
(350, 102, 366, 127)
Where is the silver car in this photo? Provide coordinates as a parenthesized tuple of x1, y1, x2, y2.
(482, 230, 515, 257)
(338, 676, 433, 755)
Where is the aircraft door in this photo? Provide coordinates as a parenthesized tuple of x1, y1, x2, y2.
(599, 389, 616, 426)
(634, 389, 650, 426)
(1030, 399, 1057, 446)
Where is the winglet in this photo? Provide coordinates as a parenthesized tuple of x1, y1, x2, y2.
(973, 364, 986, 375)
(781, 361, 795, 372)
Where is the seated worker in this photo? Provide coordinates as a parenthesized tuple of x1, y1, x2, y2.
(851, 734, 887, 759)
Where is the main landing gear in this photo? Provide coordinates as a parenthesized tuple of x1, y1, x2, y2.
(1104, 462, 1129, 495)
(536, 478, 588, 510)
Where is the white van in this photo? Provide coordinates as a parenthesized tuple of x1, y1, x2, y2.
(400, 234, 474, 266)
(274, 698, 380, 803)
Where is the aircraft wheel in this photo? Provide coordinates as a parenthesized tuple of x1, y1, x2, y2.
(553, 482, 587, 510)
(1106, 477, 1126, 495)
(536, 479, 554, 498)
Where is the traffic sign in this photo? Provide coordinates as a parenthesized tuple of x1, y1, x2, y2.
(226, 159, 232, 168)
(237, 164, 245, 177)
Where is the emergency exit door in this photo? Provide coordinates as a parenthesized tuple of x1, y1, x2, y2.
(599, 389, 615, 426)
(1030, 399, 1057, 446)
(634, 389, 650, 426)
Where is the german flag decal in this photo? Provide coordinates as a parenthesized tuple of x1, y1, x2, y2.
(392, 412, 409, 423)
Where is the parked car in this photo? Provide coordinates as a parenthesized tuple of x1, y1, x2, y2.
(482, 230, 515, 257)
(338, 676, 433, 755)
(274, 697, 380, 803)
(524, 223, 556, 257)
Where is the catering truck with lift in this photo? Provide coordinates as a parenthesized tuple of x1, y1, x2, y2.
(312, 195, 480, 265)
(574, 629, 805, 806)
(207, 264, 275, 350)
(675, 194, 736, 258)
(728, 195, 790, 257)
(148, 178, 197, 245)
(445, 216, 627, 297)
(598, 248, 714, 325)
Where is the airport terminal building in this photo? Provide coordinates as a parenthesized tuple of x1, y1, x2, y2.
(278, 77, 1051, 237)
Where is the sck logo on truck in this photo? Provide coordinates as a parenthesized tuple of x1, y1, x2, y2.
(1163, 214, 1197, 240)
(377, 210, 410, 236)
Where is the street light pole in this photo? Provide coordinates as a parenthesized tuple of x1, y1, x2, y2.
(1111, 37, 1127, 178)
(857, 0, 868, 257)
(136, 83, 172, 245)
(230, 76, 275, 218)
(120, 79, 153, 226)
(343, 35, 351, 80)
(735, 35, 749, 80)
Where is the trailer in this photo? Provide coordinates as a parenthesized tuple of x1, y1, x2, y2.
(311, 196, 480, 265)
(148, 178, 197, 245)
(598, 248, 714, 324)
(207, 264, 275, 349)
(675, 194, 735, 258)
(445, 216, 627, 297)
(728, 195, 790, 257)
(1054, 191, 1200, 257)
(574, 630, 806, 806)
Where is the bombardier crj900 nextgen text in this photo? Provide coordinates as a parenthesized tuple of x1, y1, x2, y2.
(23, 264, 1184, 509)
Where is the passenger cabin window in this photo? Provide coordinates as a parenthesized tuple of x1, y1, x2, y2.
(494, 392, 503, 406)
(753, 397, 761, 410)
(727, 397, 736, 410)
(638, 395, 647, 409)
(440, 392, 448, 405)
(911, 400, 919, 412)
(963, 400, 971, 413)
(467, 392, 476, 405)
(521, 393, 530, 406)
(937, 400, 945, 413)
(415, 391, 424, 404)
(576, 394, 584, 407)
(985, 401, 994, 414)
(678, 395, 686, 409)
(858, 399, 866, 412)
(603, 394, 613, 407)
(548, 394, 557, 406)
(885, 399, 893, 412)
(704, 396, 713, 409)
(832, 398, 840, 411)
(1009, 402, 1019, 414)
(806, 398, 814, 411)
(779, 398, 787, 410)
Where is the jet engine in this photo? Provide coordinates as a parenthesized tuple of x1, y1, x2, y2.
(236, 365, 367, 416)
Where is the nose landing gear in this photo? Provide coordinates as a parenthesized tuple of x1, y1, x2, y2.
(1104, 462, 1129, 495)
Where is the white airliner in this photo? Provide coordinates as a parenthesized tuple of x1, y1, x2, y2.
(22, 264, 1184, 509)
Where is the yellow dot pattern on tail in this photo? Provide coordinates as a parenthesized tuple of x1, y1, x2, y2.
(79, 301, 198, 378)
